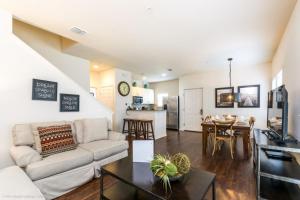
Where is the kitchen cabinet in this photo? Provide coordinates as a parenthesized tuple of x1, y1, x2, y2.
(131, 87, 142, 96)
(143, 88, 154, 104)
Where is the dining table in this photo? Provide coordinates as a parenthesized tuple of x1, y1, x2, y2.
(201, 121, 251, 158)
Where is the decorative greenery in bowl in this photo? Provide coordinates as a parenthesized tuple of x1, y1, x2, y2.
(150, 153, 191, 192)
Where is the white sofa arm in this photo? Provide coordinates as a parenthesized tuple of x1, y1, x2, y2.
(0, 166, 45, 199)
(10, 146, 42, 167)
(108, 131, 126, 141)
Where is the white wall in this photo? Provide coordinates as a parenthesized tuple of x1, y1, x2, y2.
(90, 69, 115, 110)
(90, 68, 132, 132)
(0, 11, 112, 168)
(179, 64, 272, 130)
(114, 68, 132, 132)
(150, 79, 179, 105)
(13, 19, 90, 91)
(272, 1, 300, 140)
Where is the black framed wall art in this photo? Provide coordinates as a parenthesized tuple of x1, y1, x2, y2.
(60, 94, 80, 112)
(32, 79, 57, 101)
(215, 87, 234, 108)
(238, 84, 260, 108)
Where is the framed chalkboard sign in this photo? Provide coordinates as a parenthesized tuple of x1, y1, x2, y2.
(60, 94, 80, 112)
(32, 79, 57, 101)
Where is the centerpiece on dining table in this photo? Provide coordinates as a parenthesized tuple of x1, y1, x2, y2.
(150, 153, 191, 192)
(204, 114, 251, 124)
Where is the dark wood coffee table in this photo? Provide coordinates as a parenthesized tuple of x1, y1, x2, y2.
(100, 157, 216, 200)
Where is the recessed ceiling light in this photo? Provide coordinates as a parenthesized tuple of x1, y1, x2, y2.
(142, 76, 147, 80)
(70, 27, 87, 35)
(161, 73, 167, 77)
(93, 65, 99, 69)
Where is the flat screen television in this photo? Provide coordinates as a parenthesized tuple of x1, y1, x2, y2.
(267, 85, 288, 141)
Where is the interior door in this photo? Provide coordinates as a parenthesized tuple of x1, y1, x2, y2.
(184, 88, 203, 132)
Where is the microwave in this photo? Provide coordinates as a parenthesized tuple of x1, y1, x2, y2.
(133, 96, 143, 105)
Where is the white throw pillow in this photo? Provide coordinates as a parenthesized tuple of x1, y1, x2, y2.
(32, 130, 42, 153)
(83, 118, 108, 143)
(10, 146, 42, 167)
(12, 124, 34, 146)
(74, 120, 84, 143)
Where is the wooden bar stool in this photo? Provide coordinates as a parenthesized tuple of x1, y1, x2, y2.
(135, 120, 146, 140)
(140, 120, 155, 140)
(122, 118, 130, 134)
(122, 118, 135, 139)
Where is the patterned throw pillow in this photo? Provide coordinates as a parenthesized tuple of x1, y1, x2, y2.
(37, 124, 77, 157)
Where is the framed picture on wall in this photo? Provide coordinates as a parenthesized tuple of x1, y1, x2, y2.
(215, 87, 234, 108)
(238, 85, 260, 108)
(32, 79, 57, 101)
(60, 94, 80, 112)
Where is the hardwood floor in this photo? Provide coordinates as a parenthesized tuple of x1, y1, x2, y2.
(56, 131, 256, 200)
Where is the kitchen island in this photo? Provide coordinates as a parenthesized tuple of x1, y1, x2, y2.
(126, 110, 167, 139)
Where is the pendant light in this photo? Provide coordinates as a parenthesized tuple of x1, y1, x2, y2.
(227, 58, 241, 103)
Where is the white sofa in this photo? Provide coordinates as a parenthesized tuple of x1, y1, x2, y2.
(10, 118, 128, 200)
(0, 166, 45, 200)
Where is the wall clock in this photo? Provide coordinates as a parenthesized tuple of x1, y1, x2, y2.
(118, 81, 130, 96)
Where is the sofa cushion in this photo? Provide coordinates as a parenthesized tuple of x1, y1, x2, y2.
(0, 166, 45, 200)
(79, 140, 129, 161)
(65, 121, 76, 135)
(83, 118, 108, 143)
(12, 121, 77, 147)
(108, 131, 126, 141)
(37, 124, 78, 157)
(74, 119, 84, 143)
(10, 146, 42, 167)
(31, 121, 67, 133)
(26, 148, 93, 181)
(12, 124, 34, 146)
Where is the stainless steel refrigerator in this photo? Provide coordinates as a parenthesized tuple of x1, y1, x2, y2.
(163, 96, 179, 130)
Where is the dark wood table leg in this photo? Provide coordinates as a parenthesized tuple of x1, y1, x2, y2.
(242, 130, 250, 158)
(202, 126, 208, 155)
(212, 179, 216, 200)
(100, 169, 104, 200)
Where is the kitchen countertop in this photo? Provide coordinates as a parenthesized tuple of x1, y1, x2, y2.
(125, 109, 167, 139)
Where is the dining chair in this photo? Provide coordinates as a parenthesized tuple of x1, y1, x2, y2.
(212, 120, 236, 159)
(234, 116, 255, 154)
(202, 115, 214, 147)
(203, 115, 212, 122)
(249, 116, 256, 131)
(248, 116, 256, 151)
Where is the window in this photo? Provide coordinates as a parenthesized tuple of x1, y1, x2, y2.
(157, 93, 168, 107)
(272, 70, 283, 89)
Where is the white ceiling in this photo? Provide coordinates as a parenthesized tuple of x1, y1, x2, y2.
(0, 0, 296, 82)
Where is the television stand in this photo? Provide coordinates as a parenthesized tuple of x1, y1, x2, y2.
(254, 129, 300, 200)
(261, 130, 278, 140)
(283, 135, 298, 144)
(263, 149, 293, 161)
(262, 130, 298, 144)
